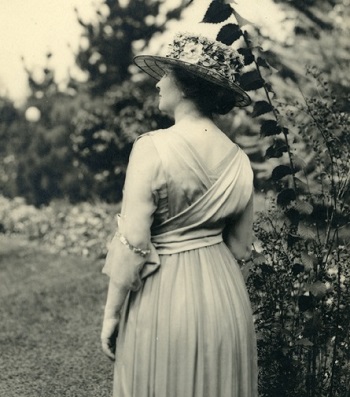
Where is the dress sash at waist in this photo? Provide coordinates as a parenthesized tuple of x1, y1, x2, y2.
(151, 233, 223, 255)
(139, 229, 223, 279)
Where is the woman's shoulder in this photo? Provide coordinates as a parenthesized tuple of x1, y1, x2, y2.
(132, 131, 160, 157)
(131, 127, 178, 165)
(135, 127, 177, 149)
(136, 127, 174, 141)
(128, 132, 163, 178)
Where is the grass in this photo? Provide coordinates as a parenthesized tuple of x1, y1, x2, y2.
(0, 235, 113, 397)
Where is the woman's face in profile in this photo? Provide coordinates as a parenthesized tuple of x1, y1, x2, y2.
(155, 71, 183, 117)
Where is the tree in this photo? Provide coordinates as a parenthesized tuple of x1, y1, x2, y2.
(8, 56, 95, 205)
(69, 0, 186, 201)
(74, 0, 186, 95)
(0, 96, 25, 197)
(1, 0, 185, 205)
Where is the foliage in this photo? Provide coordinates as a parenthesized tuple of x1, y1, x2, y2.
(1, 1, 349, 393)
(0, 97, 25, 198)
(202, 1, 350, 395)
(14, 119, 90, 206)
(0, 195, 118, 259)
(0, 56, 99, 206)
(71, 80, 171, 202)
(206, 0, 350, 188)
(0, 0, 182, 205)
(74, 0, 185, 95)
(68, 0, 181, 201)
(250, 73, 350, 396)
(3, 0, 348, 206)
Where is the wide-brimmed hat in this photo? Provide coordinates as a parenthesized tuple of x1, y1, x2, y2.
(133, 32, 251, 107)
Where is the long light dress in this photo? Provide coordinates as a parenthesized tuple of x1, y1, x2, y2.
(102, 126, 258, 397)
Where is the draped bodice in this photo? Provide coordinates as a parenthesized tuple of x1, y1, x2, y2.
(142, 129, 254, 255)
(103, 126, 254, 286)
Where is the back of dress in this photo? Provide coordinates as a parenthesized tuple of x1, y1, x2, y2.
(110, 127, 258, 397)
(146, 128, 253, 251)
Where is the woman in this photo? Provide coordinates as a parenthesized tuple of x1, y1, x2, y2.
(101, 32, 258, 397)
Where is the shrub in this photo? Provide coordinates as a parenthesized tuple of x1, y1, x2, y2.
(250, 68, 350, 396)
(0, 196, 119, 259)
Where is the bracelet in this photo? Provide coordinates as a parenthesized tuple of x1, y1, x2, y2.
(116, 232, 151, 258)
(237, 258, 253, 266)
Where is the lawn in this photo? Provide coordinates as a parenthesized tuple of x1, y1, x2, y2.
(0, 235, 113, 397)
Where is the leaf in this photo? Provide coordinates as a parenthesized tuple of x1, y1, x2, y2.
(252, 100, 274, 118)
(294, 177, 310, 194)
(271, 165, 294, 181)
(292, 263, 305, 276)
(265, 82, 275, 95)
(242, 30, 263, 49)
(241, 260, 255, 282)
(298, 295, 313, 312)
(298, 222, 317, 241)
(292, 155, 308, 171)
(231, 8, 252, 26)
(304, 316, 322, 336)
(295, 338, 313, 347)
(252, 251, 266, 265)
(285, 208, 300, 226)
(301, 251, 315, 271)
(260, 120, 282, 137)
(277, 189, 296, 206)
(257, 56, 279, 73)
(239, 70, 265, 91)
(307, 281, 327, 299)
(265, 139, 288, 159)
(237, 48, 254, 65)
(287, 233, 302, 246)
(260, 264, 274, 275)
(202, 0, 232, 24)
(294, 200, 313, 215)
(253, 275, 264, 289)
(281, 329, 292, 338)
(257, 56, 270, 69)
(217, 24, 242, 45)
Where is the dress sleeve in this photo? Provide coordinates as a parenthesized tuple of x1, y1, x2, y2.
(223, 193, 254, 261)
(102, 134, 160, 291)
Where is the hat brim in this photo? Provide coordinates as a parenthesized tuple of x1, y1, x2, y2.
(133, 55, 251, 108)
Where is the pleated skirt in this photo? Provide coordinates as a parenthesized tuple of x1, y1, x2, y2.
(113, 242, 258, 397)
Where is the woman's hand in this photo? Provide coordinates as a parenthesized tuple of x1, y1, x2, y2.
(101, 316, 120, 361)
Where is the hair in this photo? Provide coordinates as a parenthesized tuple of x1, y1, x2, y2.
(170, 66, 238, 116)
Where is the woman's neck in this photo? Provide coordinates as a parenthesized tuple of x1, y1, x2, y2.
(173, 100, 212, 125)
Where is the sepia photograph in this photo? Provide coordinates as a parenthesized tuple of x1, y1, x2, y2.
(0, 0, 349, 396)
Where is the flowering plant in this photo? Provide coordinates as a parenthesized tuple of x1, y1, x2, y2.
(166, 33, 244, 84)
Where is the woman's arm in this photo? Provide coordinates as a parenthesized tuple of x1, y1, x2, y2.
(101, 135, 159, 360)
(223, 193, 254, 262)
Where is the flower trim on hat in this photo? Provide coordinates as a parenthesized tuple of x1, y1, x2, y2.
(166, 32, 244, 84)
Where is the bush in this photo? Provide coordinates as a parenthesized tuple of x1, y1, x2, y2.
(249, 68, 350, 396)
(71, 80, 172, 203)
(0, 196, 119, 259)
